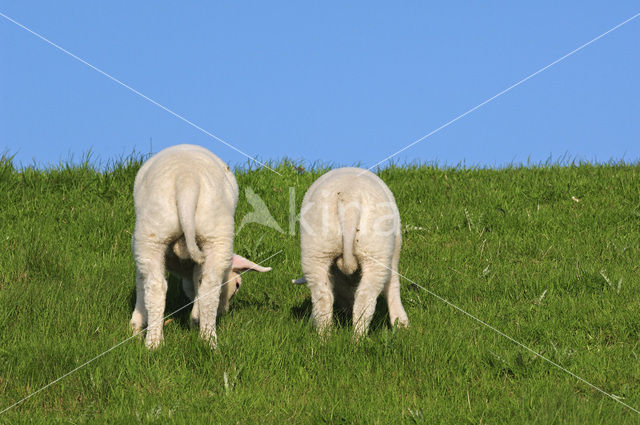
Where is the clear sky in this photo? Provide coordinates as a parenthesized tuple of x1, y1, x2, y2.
(1, 2, 638, 170)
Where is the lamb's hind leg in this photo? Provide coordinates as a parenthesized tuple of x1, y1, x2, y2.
(305, 259, 334, 336)
(384, 271, 409, 328)
(197, 241, 231, 349)
(385, 238, 409, 328)
(135, 242, 168, 349)
(353, 260, 389, 338)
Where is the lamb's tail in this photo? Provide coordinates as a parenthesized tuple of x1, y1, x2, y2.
(336, 195, 360, 275)
(175, 175, 205, 264)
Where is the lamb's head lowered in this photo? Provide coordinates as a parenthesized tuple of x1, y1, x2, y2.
(170, 237, 271, 312)
(224, 253, 272, 306)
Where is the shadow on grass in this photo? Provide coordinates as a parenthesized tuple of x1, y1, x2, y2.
(291, 298, 390, 331)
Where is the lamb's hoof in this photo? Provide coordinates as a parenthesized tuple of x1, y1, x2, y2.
(190, 301, 200, 328)
(130, 322, 146, 338)
(315, 324, 332, 342)
(352, 330, 368, 343)
(130, 313, 146, 336)
(145, 331, 164, 350)
(190, 315, 200, 328)
(199, 328, 217, 349)
(392, 316, 410, 329)
(397, 319, 409, 329)
(217, 303, 230, 316)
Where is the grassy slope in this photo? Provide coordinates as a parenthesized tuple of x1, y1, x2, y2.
(0, 156, 639, 424)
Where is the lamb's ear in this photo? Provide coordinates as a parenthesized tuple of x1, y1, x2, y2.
(232, 254, 272, 273)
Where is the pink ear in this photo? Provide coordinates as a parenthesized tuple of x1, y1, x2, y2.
(232, 254, 272, 273)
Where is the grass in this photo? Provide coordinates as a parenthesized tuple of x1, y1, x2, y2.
(0, 154, 639, 423)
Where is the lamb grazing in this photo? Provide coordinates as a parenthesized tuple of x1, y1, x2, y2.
(299, 167, 409, 337)
(168, 236, 271, 327)
(130, 144, 271, 349)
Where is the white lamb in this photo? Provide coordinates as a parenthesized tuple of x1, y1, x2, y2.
(298, 167, 409, 337)
(130, 144, 271, 349)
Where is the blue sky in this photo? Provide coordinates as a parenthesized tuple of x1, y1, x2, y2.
(1, 2, 638, 170)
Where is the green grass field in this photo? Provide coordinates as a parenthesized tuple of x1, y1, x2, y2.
(0, 154, 639, 424)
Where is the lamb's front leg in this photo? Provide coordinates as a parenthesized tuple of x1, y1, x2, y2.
(130, 270, 147, 335)
(197, 244, 230, 349)
(187, 265, 202, 327)
(182, 277, 195, 300)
